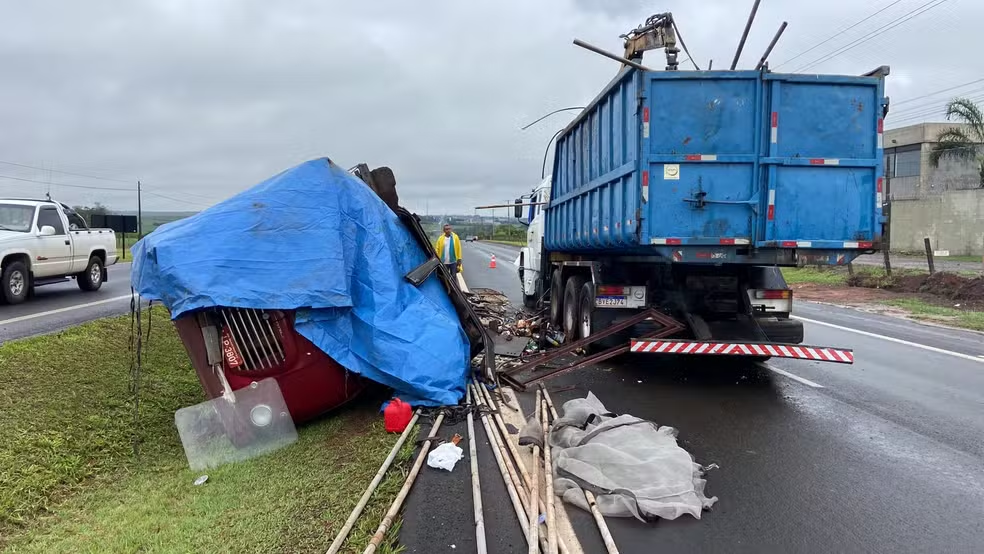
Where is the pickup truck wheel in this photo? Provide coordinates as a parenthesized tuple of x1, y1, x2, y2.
(549, 269, 564, 326)
(2, 261, 29, 304)
(562, 275, 585, 340)
(78, 256, 104, 292)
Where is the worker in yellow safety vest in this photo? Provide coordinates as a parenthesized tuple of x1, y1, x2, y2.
(435, 224, 462, 274)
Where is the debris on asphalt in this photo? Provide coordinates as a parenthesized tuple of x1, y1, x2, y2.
(518, 415, 544, 449)
(551, 391, 718, 521)
(384, 398, 413, 433)
(427, 441, 465, 472)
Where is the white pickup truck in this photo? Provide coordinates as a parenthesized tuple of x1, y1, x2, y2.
(0, 199, 118, 304)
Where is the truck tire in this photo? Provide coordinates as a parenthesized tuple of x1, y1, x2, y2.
(2, 261, 29, 304)
(549, 269, 564, 326)
(578, 281, 619, 352)
(78, 256, 104, 292)
(562, 275, 585, 340)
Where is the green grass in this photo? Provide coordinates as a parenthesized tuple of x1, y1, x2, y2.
(781, 267, 848, 286)
(781, 266, 940, 287)
(895, 252, 982, 263)
(1, 308, 414, 553)
(881, 298, 984, 332)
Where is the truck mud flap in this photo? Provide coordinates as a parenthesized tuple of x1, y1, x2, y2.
(629, 339, 854, 364)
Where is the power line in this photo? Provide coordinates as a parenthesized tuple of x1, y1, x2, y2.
(0, 160, 132, 184)
(892, 78, 984, 107)
(0, 158, 221, 203)
(141, 189, 213, 208)
(890, 89, 984, 118)
(772, 0, 905, 70)
(0, 173, 132, 191)
(888, 95, 984, 126)
(793, 0, 950, 73)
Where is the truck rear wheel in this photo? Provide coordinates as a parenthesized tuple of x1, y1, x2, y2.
(2, 261, 29, 304)
(549, 269, 564, 326)
(562, 275, 585, 340)
(578, 281, 620, 352)
(78, 256, 104, 292)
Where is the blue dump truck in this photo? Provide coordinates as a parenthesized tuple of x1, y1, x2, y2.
(511, 18, 888, 369)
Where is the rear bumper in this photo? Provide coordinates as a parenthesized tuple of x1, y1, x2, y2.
(629, 338, 853, 364)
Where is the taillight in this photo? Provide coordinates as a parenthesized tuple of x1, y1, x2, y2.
(597, 285, 626, 296)
(754, 289, 791, 300)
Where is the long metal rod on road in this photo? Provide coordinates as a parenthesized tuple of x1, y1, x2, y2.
(475, 385, 570, 554)
(364, 412, 446, 554)
(528, 389, 542, 554)
(326, 409, 421, 554)
(542, 395, 558, 554)
(542, 388, 619, 554)
(472, 383, 537, 552)
(466, 385, 488, 554)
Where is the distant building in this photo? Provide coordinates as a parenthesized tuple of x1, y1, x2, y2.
(884, 122, 982, 201)
(883, 122, 984, 256)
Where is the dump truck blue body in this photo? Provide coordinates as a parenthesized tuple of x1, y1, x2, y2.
(545, 68, 887, 266)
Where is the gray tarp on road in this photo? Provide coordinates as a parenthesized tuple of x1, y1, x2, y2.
(550, 392, 718, 521)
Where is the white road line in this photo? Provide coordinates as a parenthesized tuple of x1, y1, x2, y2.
(763, 363, 825, 388)
(793, 315, 984, 364)
(0, 295, 133, 326)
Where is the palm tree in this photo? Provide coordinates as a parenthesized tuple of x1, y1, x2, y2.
(929, 97, 984, 187)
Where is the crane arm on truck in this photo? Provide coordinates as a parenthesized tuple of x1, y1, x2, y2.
(621, 13, 680, 70)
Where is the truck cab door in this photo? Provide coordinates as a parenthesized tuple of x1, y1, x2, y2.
(33, 206, 73, 277)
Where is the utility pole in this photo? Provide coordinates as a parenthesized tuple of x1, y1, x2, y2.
(882, 172, 892, 277)
(137, 180, 143, 238)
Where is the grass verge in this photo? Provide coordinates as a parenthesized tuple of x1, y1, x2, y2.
(881, 298, 984, 332)
(781, 266, 848, 286)
(1, 308, 413, 553)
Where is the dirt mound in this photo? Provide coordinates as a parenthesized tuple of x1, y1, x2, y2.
(847, 270, 984, 309)
(927, 272, 984, 302)
(891, 273, 929, 293)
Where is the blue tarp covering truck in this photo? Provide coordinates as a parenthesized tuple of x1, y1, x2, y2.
(512, 47, 888, 368)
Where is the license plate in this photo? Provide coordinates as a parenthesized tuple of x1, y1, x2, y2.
(595, 295, 627, 307)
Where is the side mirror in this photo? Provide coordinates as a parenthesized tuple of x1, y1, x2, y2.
(39, 225, 56, 236)
(514, 198, 523, 219)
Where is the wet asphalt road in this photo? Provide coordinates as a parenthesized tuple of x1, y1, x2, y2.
(453, 241, 984, 554)
(0, 261, 134, 343)
(7, 243, 982, 552)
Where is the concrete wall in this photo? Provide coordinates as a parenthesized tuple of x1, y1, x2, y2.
(890, 189, 984, 255)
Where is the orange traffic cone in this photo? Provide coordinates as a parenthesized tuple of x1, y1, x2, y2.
(489, 254, 497, 269)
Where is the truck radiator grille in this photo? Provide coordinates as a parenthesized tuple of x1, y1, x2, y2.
(218, 308, 285, 371)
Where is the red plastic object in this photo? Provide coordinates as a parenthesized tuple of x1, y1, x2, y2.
(174, 309, 367, 424)
(384, 398, 413, 433)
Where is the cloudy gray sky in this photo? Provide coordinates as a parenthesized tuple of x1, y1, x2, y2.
(0, 0, 980, 214)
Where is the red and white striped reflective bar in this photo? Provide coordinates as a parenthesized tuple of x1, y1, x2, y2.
(877, 118, 884, 149)
(876, 176, 884, 206)
(767, 189, 776, 220)
(651, 238, 751, 245)
(642, 170, 649, 201)
(770, 112, 778, 144)
(778, 240, 873, 249)
(684, 154, 718, 161)
(809, 158, 840, 165)
(629, 339, 854, 364)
